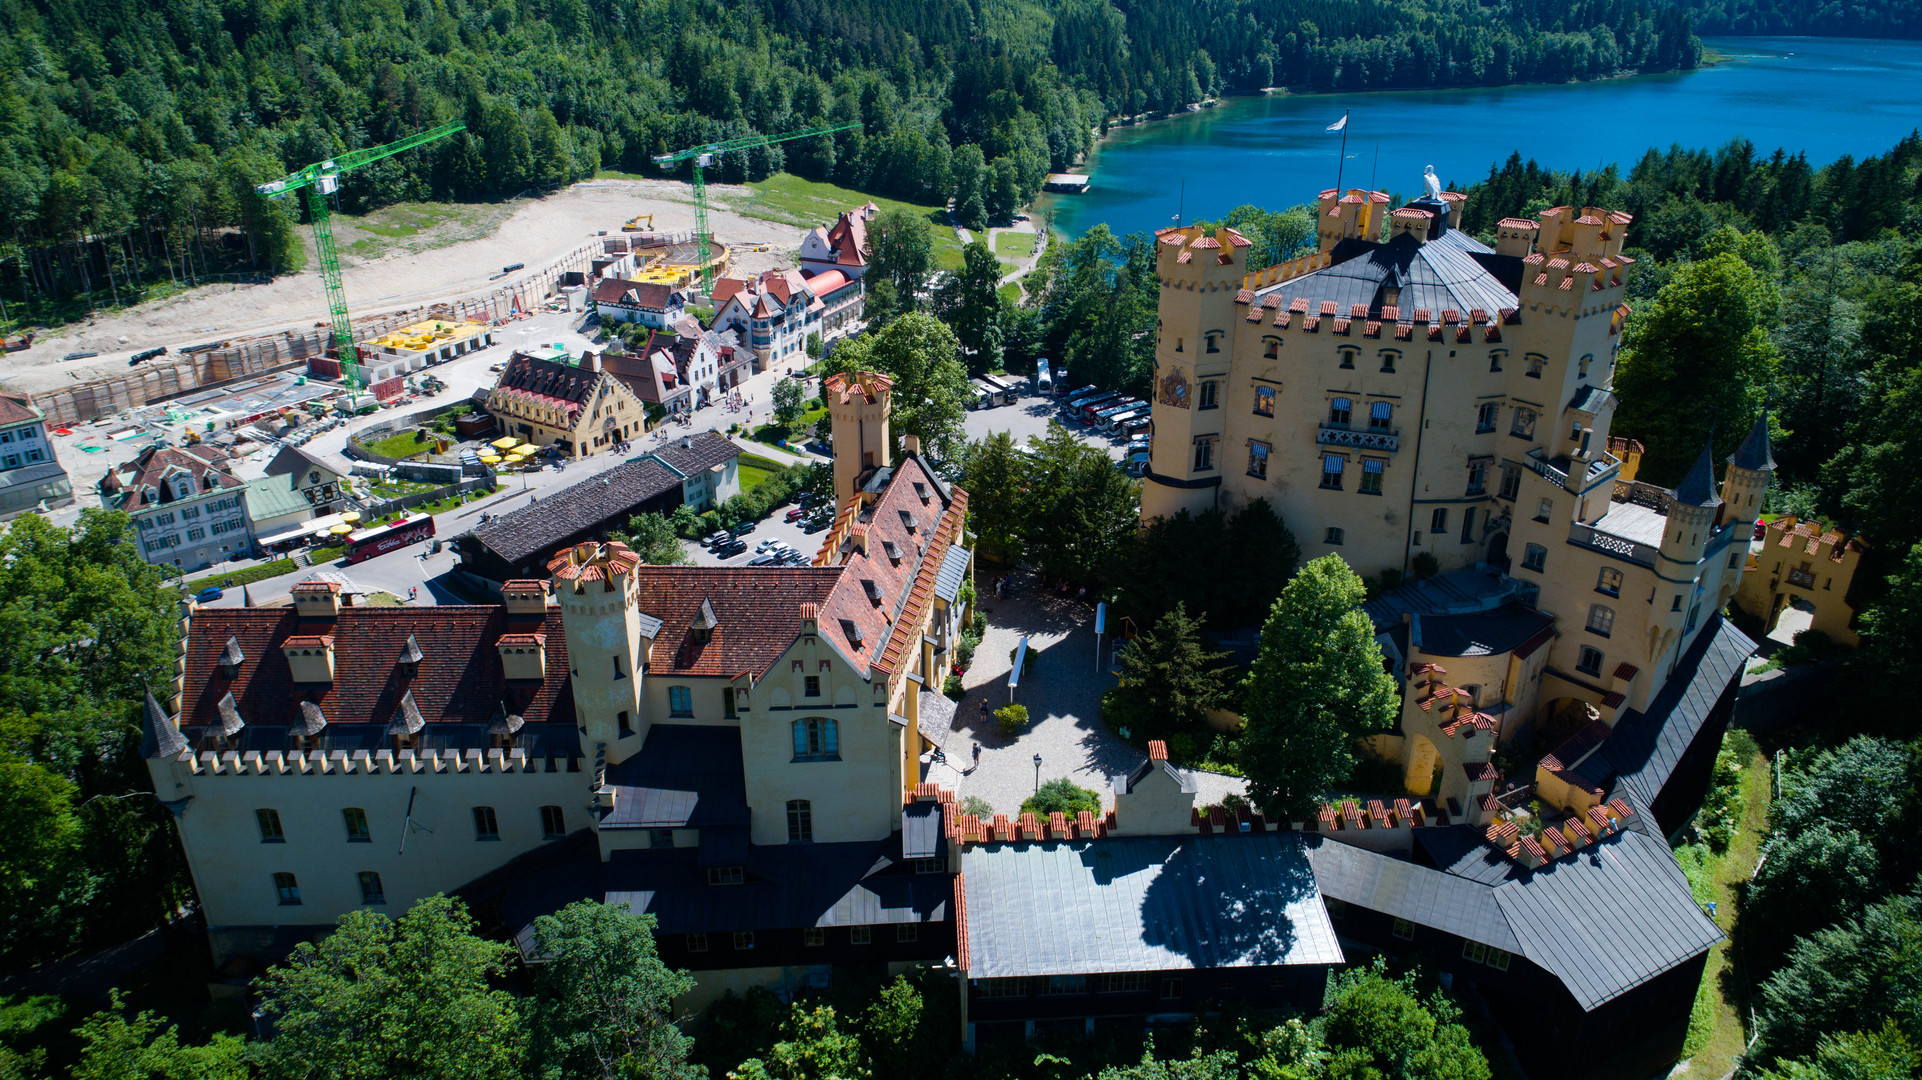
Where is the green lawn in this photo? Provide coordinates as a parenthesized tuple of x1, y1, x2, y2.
(1677, 742, 1773, 1076)
(753, 402, 827, 446)
(335, 201, 513, 261)
(183, 559, 299, 594)
(732, 174, 964, 269)
(993, 230, 1036, 258)
(362, 430, 437, 459)
(998, 282, 1024, 305)
(737, 452, 792, 491)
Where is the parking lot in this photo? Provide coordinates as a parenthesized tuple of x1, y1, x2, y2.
(963, 381, 1140, 462)
(684, 498, 833, 567)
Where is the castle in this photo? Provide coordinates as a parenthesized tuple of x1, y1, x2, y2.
(144, 370, 973, 1008)
(1145, 183, 1769, 822)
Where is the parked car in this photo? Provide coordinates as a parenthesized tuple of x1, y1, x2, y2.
(785, 506, 806, 522)
(802, 515, 830, 533)
(195, 586, 224, 603)
(757, 538, 786, 552)
(779, 550, 807, 565)
(731, 522, 756, 538)
(747, 552, 780, 566)
(715, 539, 748, 558)
(703, 530, 732, 547)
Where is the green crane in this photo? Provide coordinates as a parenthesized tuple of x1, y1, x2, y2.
(256, 121, 467, 389)
(653, 122, 861, 294)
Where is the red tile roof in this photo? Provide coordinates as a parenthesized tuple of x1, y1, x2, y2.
(630, 567, 841, 679)
(178, 605, 576, 732)
(0, 391, 41, 427)
(99, 444, 244, 512)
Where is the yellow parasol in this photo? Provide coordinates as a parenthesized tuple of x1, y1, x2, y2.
(340, 511, 362, 523)
(491, 437, 521, 450)
(479, 453, 502, 464)
(329, 523, 354, 535)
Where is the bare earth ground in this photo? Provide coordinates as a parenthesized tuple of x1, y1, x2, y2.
(0, 179, 807, 396)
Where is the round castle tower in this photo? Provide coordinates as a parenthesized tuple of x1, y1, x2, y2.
(823, 370, 893, 502)
(1140, 225, 1250, 523)
(548, 540, 650, 761)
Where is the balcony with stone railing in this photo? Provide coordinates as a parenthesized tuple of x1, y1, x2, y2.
(1524, 449, 1622, 493)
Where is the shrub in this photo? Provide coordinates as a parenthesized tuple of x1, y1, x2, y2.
(1378, 568, 1403, 593)
(1168, 733, 1198, 763)
(1221, 791, 1250, 815)
(968, 611, 987, 637)
(956, 630, 980, 671)
(942, 675, 964, 700)
(1411, 552, 1440, 579)
(1007, 645, 1036, 676)
(1021, 777, 1100, 819)
(958, 795, 994, 820)
(994, 703, 1028, 736)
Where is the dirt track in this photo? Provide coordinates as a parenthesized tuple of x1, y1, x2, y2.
(0, 179, 807, 396)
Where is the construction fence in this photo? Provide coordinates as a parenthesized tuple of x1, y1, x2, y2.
(32, 239, 604, 428)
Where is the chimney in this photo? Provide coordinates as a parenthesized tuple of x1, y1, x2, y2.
(1389, 207, 1434, 243)
(1148, 739, 1168, 761)
(502, 580, 549, 615)
(903, 433, 921, 457)
(290, 579, 343, 618)
(582, 350, 601, 373)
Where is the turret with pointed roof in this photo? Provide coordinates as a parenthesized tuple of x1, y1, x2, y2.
(1729, 408, 1774, 473)
(1672, 439, 1723, 509)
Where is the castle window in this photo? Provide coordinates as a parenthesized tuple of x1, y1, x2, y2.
(1328, 398, 1352, 426)
(1526, 354, 1547, 378)
(1499, 464, 1521, 500)
(1205, 331, 1222, 354)
(1379, 350, 1398, 374)
(1324, 527, 1344, 546)
(806, 929, 826, 947)
(1254, 386, 1275, 417)
(612, 654, 626, 680)
(358, 871, 385, 906)
(619, 710, 633, 736)
(1476, 403, 1498, 433)
(1460, 508, 1477, 543)
(1579, 354, 1593, 378)
(1359, 459, 1385, 495)
(1392, 919, 1416, 941)
(1463, 940, 1487, 964)
(1320, 455, 1345, 490)
(1586, 604, 1615, 638)
(1672, 594, 1683, 612)
(473, 806, 500, 840)
(851, 926, 872, 945)
(668, 686, 693, 716)
(734, 931, 755, 950)
(342, 807, 370, 843)
(794, 717, 838, 760)
(1597, 568, 1622, 597)
(1486, 948, 1512, 971)
(651, 829, 675, 849)
(1263, 338, 1280, 359)
(1247, 442, 1268, 479)
(787, 799, 813, 842)
(898, 924, 919, 943)
(1431, 508, 1449, 533)
(707, 866, 745, 886)
(1535, 497, 1554, 523)
(804, 675, 821, 697)
(1198, 380, 1218, 409)
(1192, 436, 1215, 471)
(685, 933, 708, 952)
(1338, 348, 1357, 369)
(1511, 407, 1536, 440)
(723, 687, 738, 718)
(1467, 461, 1488, 496)
(1577, 645, 1605, 677)
(257, 808, 285, 843)
(1368, 401, 1393, 431)
(541, 805, 566, 839)
(1175, 337, 1184, 353)
(274, 872, 301, 906)
(1522, 544, 1546, 573)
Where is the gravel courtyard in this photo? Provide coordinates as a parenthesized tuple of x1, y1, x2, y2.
(921, 567, 1247, 818)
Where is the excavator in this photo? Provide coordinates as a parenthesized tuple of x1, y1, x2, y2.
(624, 213, 654, 231)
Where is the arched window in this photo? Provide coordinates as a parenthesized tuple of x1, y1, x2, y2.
(793, 718, 838, 760)
(787, 800, 813, 842)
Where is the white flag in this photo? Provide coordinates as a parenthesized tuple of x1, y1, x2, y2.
(1326, 113, 1348, 132)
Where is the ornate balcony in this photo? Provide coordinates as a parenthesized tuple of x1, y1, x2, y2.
(1317, 424, 1398, 452)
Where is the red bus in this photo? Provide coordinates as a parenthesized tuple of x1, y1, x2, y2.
(344, 516, 436, 564)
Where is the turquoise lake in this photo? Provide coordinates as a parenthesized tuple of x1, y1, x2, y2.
(1043, 37, 1922, 239)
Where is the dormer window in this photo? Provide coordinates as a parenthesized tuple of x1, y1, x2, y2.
(218, 636, 245, 678)
(840, 618, 864, 648)
(881, 541, 901, 563)
(388, 691, 424, 749)
(398, 634, 424, 677)
(294, 701, 327, 751)
(899, 510, 918, 532)
(913, 482, 929, 504)
(690, 598, 718, 645)
(861, 579, 882, 606)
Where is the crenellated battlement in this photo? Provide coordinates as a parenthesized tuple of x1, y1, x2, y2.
(167, 744, 583, 776)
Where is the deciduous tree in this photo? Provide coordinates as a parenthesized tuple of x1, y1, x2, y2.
(1238, 555, 1399, 820)
(828, 313, 971, 462)
(618, 511, 692, 565)
(867, 208, 935, 315)
(527, 900, 699, 1080)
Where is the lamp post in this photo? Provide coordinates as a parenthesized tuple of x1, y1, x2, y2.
(1033, 753, 1042, 793)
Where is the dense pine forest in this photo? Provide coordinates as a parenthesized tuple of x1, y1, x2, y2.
(0, 0, 1704, 314)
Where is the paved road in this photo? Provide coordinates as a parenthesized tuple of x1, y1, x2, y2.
(920, 567, 1246, 818)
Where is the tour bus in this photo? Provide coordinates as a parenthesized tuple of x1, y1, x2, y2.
(979, 374, 1020, 403)
(1059, 385, 1099, 408)
(967, 383, 992, 410)
(1035, 359, 1053, 396)
(1093, 402, 1139, 430)
(972, 378, 1013, 407)
(1102, 407, 1146, 434)
(1123, 415, 1153, 438)
(1054, 376, 1081, 399)
(1083, 395, 1139, 423)
(344, 516, 437, 564)
(1064, 390, 1119, 417)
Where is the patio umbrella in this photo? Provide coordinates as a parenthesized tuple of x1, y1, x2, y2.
(491, 437, 521, 450)
(479, 453, 502, 463)
(329, 524, 353, 535)
(340, 511, 362, 523)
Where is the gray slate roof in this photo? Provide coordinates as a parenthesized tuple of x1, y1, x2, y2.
(1601, 616, 1755, 808)
(962, 834, 1342, 978)
(917, 689, 956, 751)
(1673, 440, 1723, 508)
(903, 801, 942, 859)
(934, 543, 972, 604)
(1256, 228, 1519, 320)
(1314, 828, 1722, 1011)
(1730, 409, 1774, 472)
(601, 725, 750, 828)
(1410, 601, 1555, 658)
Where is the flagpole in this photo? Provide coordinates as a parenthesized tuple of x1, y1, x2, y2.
(1334, 110, 1349, 194)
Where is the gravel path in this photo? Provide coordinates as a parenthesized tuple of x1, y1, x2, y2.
(923, 567, 1248, 818)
